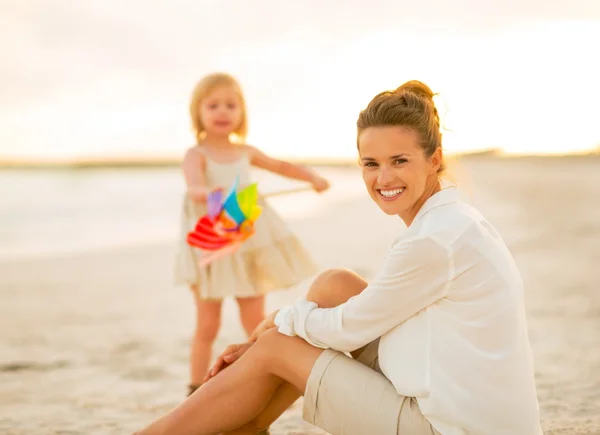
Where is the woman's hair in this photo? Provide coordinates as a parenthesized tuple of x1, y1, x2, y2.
(356, 80, 445, 173)
(189, 72, 248, 143)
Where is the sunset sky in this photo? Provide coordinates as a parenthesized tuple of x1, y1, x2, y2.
(1, 0, 599, 161)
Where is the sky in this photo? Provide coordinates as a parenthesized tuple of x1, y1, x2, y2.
(1, 0, 599, 161)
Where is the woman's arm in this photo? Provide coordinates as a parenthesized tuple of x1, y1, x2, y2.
(246, 145, 329, 192)
(274, 237, 452, 353)
(182, 148, 210, 203)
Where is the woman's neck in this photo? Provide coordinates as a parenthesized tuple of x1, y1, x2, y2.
(400, 177, 441, 227)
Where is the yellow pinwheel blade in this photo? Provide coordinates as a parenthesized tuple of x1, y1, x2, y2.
(247, 205, 262, 223)
(237, 183, 259, 219)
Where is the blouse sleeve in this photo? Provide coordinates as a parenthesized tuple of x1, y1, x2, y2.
(274, 236, 452, 352)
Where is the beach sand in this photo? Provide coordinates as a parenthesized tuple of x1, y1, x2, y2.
(1, 156, 599, 434)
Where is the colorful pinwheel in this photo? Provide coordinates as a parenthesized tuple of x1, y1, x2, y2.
(187, 177, 262, 266)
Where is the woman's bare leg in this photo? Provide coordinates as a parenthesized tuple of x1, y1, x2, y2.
(136, 329, 323, 435)
(224, 384, 302, 434)
(226, 269, 369, 433)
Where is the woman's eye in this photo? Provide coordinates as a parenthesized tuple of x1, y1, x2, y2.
(393, 158, 407, 165)
(227, 104, 237, 110)
(363, 162, 377, 167)
(208, 104, 218, 109)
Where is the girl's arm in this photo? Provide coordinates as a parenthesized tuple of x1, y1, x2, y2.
(246, 145, 330, 192)
(182, 148, 211, 203)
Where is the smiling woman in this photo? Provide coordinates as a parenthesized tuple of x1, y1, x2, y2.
(356, 81, 444, 226)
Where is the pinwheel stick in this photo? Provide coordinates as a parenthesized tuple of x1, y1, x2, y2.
(260, 185, 314, 198)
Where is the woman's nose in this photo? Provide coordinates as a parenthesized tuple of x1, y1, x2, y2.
(377, 167, 395, 185)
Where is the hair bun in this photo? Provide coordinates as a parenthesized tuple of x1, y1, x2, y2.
(395, 80, 435, 100)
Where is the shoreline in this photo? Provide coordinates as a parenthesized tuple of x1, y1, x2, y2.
(1, 149, 599, 170)
(0, 239, 178, 266)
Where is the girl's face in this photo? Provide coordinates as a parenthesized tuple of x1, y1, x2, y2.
(358, 126, 441, 225)
(199, 85, 243, 138)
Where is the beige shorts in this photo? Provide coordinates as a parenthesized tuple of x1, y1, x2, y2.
(303, 339, 439, 435)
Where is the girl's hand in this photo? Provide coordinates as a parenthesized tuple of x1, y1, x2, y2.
(204, 342, 253, 382)
(311, 176, 330, 193)
(187, 185, 211, 203)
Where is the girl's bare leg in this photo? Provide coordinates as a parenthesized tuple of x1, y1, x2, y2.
(236, 295, 266, 337)
(190, 288, 222, 388)
(227, 269, 369, 433)
(136, 329, 323, 435)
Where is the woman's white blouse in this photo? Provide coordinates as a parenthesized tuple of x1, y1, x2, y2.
(274, 187, 542, 435)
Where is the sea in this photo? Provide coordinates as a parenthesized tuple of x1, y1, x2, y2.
(0, 166, 364, 262)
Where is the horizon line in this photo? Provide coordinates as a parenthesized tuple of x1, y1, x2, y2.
(1, 148, 599, 169)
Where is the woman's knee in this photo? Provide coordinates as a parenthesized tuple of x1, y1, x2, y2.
(306, 268, 368, 308)
(252, 329, 283, 356)
(252, 329, 322, 391)
(251, 330, 307, 367)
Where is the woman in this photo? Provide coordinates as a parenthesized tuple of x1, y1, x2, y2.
(136, 80, 543, 435)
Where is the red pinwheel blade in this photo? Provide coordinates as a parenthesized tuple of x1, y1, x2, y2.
(187, 232, 231, 250)
(194, 216, 217, 232)
(187, 216, 234, 250)
(190, 229, 231, 246)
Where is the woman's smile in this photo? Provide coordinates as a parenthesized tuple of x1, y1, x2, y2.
(377, 187, 405, 201)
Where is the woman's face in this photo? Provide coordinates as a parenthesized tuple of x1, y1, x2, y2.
(199, 85, 243, 137)
(358, 126, 441, 224)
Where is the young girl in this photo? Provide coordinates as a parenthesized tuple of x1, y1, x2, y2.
(174, 72, 330, 397)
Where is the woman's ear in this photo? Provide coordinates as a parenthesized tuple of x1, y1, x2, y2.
(429, 147, 443, 174)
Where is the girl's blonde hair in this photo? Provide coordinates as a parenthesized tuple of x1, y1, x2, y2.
(189, 73, 248, 143)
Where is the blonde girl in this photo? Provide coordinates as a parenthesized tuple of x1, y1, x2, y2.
(174, 73, 330, 397)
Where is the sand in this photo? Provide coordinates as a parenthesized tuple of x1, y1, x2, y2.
(1, 156, 599, 434)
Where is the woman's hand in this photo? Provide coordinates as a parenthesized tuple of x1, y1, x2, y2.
(249, 310, 279, 343)
(204, 310, 280, 382)
(311, 175, 330, 193)
(204, 342, 253, 383)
